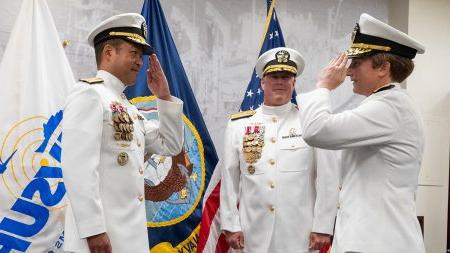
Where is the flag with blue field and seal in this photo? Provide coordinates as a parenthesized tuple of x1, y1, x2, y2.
(124, 0, 219, 252)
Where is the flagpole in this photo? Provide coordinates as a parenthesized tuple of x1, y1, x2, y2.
(257, 0, 278, 52)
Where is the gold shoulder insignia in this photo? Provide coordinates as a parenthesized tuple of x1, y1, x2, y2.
(79, 77, 104, 85)
(230, 110, 256, 121)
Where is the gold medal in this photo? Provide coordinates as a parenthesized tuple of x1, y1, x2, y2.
(242, 125, 266, 171)
(247, 165, 255, 175)
(118, 113, 125, 123)
(122, 112, 130, 123)
(114, 132, 121, 141)
(113, 113, 121, 123)
(117, 152, 129, 166)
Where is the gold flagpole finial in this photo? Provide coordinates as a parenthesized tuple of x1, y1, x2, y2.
(62, 40, 70, 48)
(257, 0, 278, 52)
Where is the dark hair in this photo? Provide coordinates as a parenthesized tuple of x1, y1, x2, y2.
(369, 53, 415, 83)
(94, 38, 125, 66)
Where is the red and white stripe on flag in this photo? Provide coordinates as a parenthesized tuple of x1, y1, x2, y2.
(197, 162, 229, 253)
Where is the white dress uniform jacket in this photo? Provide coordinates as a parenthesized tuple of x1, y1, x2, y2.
(62, 70, 184, 253)
(220, 103, 339, 253)
(298, 84, 425, 253)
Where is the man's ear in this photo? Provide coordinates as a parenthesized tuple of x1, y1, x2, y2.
(103, 44, 114, 61)
(378, 61, 391, 78)
(260, 77, 266, 91)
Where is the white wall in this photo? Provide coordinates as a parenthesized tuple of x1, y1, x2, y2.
(399, 0, 450, 252)
(0, 0, 388, 156)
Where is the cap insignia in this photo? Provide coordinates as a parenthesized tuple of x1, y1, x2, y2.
(351, 23, 360, 43)
(141, 21, 148, 40)
(275, 50, 290, 63)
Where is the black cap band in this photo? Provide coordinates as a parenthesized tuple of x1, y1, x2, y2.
(354, 32, 417, 58)
(94, 27, 142, 45)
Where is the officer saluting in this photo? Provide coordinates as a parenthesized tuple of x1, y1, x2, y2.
(220, 47, 339, 253)
(299, 13, 426, 253)
(61, 13, 184, 253)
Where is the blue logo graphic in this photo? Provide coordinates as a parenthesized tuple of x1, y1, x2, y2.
(0, 110, 66, 252)
(0, 150, 17, 174)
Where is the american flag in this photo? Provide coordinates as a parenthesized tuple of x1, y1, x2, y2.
(239, 0, 297, 111)
(197, 0, 304, 252)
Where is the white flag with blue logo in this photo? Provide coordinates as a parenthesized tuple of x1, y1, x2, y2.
(0, 0, 74, 252)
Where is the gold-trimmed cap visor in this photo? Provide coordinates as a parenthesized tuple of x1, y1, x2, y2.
(263, 64, 297, 76)
(255, 47, 305, 78)
(93, 27, 153, 55)
(347, 43, 392, 58)
(87, 13, 153, 55)
(348, 13, 425, 59)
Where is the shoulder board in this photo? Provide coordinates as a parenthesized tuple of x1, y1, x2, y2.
(230, 110, 256, 121)
(79, 77, 104, 85)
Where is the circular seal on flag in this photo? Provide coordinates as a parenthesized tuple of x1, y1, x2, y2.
(130, 96, 205, 228)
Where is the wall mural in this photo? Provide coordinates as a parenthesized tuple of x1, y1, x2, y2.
(0, 0, 388, 155)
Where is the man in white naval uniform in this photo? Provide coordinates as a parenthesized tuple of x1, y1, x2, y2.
(61, 14, 184, 253)
(220, 47, 339, 253)
(298, 13, 426, 253)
